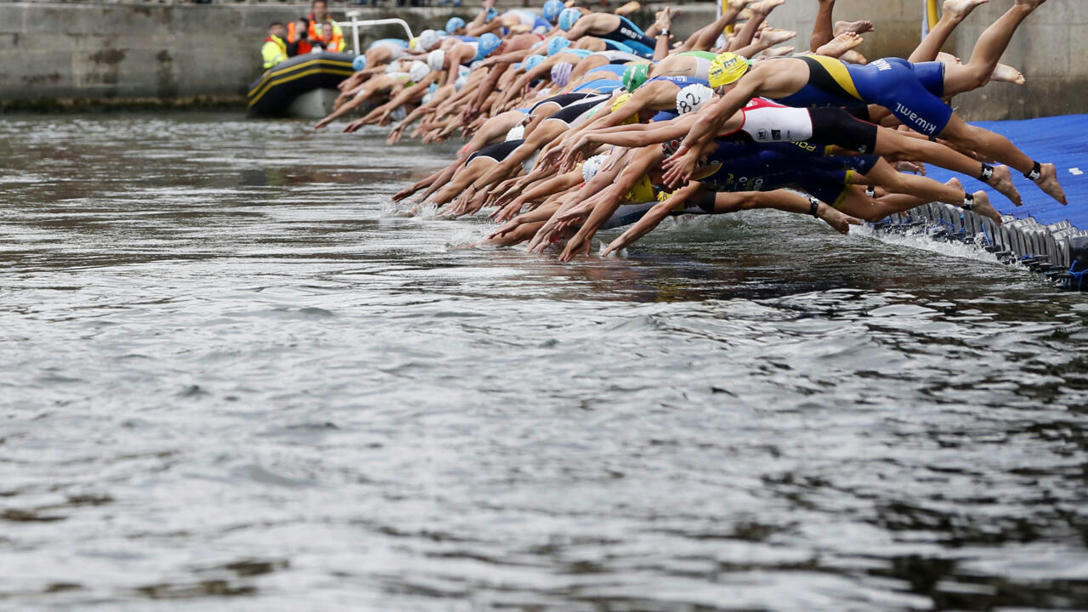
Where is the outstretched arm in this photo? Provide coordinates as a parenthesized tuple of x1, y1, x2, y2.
(601, 182, 704, 256)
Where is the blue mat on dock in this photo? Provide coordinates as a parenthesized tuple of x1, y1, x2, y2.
(922, 113, 1088, 228)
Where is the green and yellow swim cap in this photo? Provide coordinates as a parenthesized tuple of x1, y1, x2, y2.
(708, 52, 751, 88)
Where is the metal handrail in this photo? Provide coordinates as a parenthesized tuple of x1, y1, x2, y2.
(336, 14, 414, 55)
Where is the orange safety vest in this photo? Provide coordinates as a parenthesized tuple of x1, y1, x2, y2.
(287, 21, 314, 54)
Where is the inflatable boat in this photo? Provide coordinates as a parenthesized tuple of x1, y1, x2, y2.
(247, 52, 356, 118)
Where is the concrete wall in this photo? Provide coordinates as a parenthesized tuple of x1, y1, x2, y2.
(1, 0, 1086, 119)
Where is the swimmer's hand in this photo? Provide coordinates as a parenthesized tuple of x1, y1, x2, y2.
(661, 144, 700, 187)
(559, 232, 593, 262)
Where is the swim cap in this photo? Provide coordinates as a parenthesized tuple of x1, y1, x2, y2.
(547, 37, 572, 56)
(506, 124, 525, 141)
(622, 63, 650, 92)
(542, 0, 564, 23)
(610, 92, 631, 113)
(427, 82, 439, 94)
(454, 75, 469, 91)
(675, 83, 714, 115)
(477, 33, 502, 60)
(708, 52, 751, 88)
(408, 37, 421, 52)
(523, 54, 546, 72)
(627, 174, 655, 202)
(352, 55, 367, 71)
(458, 65, 472, 79)
(408, 60, 430, 84)
(550, 62, 573, 86)
(427, 49, 446, 72)
(422, 92, 435, 105)
(418, 29, 442, 52)
(385, 60, 401, 73)
(582, 154, 606, 183)
(446, 17, 466, 33)
(485, 7, 499, 22)
(558, 8, 582, 31)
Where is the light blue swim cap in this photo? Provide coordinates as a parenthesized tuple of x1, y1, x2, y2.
(547, 36, 571, 56)
(352, 55, 367, 71)
(478, 33, 502, 59)
(485, 7, 499, 22)
(446, 17, 466, 32)
(558, 8, 582, 32)
(523, 54, 546, 72)
(542, 0, 564, 23)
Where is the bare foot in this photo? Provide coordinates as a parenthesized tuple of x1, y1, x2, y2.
(728, 0, 756, 10)
(819, 203, 863, 235)
(986, 164, 1023, 206)
(834, 20, 874, 36)
(758, 28, 797, 47)
(1034, 162, 1068, 205)
(840, 50, 868, 65)
(969, 191, 1003, 225)
(936, 52, 963, 65)
(817, 31, 864, 57)
(896, 160, 926, 174)
(762, 46, 795, 57)
(943, 0, 988, 20)
(990, 63, 1026, 85)
(751, 0, 785, 15)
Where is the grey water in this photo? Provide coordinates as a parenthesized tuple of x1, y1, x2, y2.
(1, 112, 1087, 610)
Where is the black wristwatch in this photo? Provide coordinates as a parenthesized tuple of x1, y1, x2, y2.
(657, 29, 670, 37)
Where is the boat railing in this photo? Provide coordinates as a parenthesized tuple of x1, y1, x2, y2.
(336, 12, 414, 55)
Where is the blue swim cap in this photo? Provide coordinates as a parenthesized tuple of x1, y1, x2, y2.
(428, 82, 439, 94)
(352, 55, 367, 71)
(547, 36, 571, 56)
(558, 8, 581, 31)
(542, 0, 564, 23)
(523, 54, 546, 72)
(446, 16, 465, 32)
(485, 7, 499, 22)
(478, 33, 502, 59)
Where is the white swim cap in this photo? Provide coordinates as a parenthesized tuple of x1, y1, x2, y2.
(409, 60, 430, 84)
(422, 92, 435, 105)
(427, 49, 446, 73)
(454, 75, 469, 91)
(458, 65, 472, 79)
(505, 124, 525, 141)
(675, 83, 715, 115)
(582, 154, 606, 183)
(418, 29, 442, 51)
(385, 60, 401, 74)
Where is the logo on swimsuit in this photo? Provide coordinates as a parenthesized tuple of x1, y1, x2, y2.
(872, 59, 893, 72)
(894, 102, 938, 135)
(619, 27, 640, 40)
(771, 129, 782, 140)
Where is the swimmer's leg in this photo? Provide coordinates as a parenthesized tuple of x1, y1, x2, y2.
(716, 189, 860, 235)
(811, 0, 837, 52)
(873, 127, 1022, 205)
(909, 0, 989, 63)
(938, 114, 1067, 204)
(942, 0, 1043, 96)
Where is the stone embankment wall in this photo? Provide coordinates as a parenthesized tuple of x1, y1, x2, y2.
(1, 0, 1085, 119)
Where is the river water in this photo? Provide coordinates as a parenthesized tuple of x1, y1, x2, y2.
(1, 112, 1087, 609)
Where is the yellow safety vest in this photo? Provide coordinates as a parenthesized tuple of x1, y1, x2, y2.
(262, 35, 288, 69)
